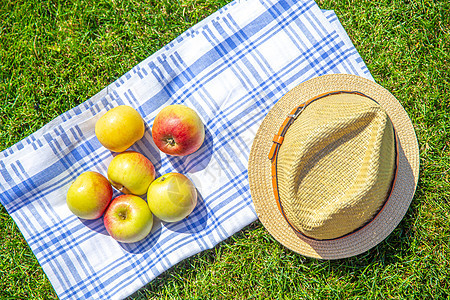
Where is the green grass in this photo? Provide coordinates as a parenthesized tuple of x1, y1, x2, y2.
(1, 0, 449, 299)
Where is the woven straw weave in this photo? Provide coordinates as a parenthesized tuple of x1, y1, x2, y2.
(277, 93, 395, 240)
(248, 74, 420, 259)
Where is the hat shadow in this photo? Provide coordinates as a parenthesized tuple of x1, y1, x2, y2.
(310, 139, 418, 262)
(306, 213, 417, 275)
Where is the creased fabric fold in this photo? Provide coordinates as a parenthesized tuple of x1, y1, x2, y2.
(0, 1, 372, 299)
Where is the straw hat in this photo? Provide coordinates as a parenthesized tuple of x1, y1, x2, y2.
(248, 74, 419, 259)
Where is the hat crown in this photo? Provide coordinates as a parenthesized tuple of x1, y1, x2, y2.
(277, 93, 396, 240)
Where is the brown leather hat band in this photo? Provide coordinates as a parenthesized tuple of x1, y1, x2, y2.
(268, 90, 399, 241)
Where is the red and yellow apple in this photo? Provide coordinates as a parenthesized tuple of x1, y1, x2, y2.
(103, 195, 153, 243)
(152, 104, 205, 156)
(107, 151, 156, 196)
(147, 172, 198, 222)
(95, 105, 145, 152)
(66, 171, 113, 220)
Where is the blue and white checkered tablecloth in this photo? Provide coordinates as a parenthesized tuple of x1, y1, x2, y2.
(0, 0, 373, 299)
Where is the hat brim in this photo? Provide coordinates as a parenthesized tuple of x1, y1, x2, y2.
(248, 74, 419, 259)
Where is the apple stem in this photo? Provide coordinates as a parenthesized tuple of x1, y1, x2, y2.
(118, 211, 127, 220)
(166, 137, 176, 147)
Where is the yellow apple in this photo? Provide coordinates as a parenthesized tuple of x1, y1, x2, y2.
(66, 171, 113, 219)
(95, 105, 145, 152)
(147, 172, 197, 222)
(103, 195, 153, 243)
(107, 151, 156, 196)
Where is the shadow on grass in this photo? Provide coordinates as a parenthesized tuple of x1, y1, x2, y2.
(126, 195, 420, 298)
(303, 197, 420, 276)
(310, 138, 418, 265)
(125, 140, 421, 298)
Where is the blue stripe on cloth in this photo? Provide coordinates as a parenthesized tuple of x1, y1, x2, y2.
(0, 0, 375, 299)
(0, 160, 12, 183)
(60, 169, 251, 299)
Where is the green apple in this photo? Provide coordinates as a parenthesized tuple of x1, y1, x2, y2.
(147, 172, 198, 222)
(66, 171, 113, 219)
(107, 151, 156, 196)
(95, 105, 145, 152)
(103, 195, 153, 243)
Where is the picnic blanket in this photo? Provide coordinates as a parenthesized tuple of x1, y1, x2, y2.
(0, 0, 373, 299)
